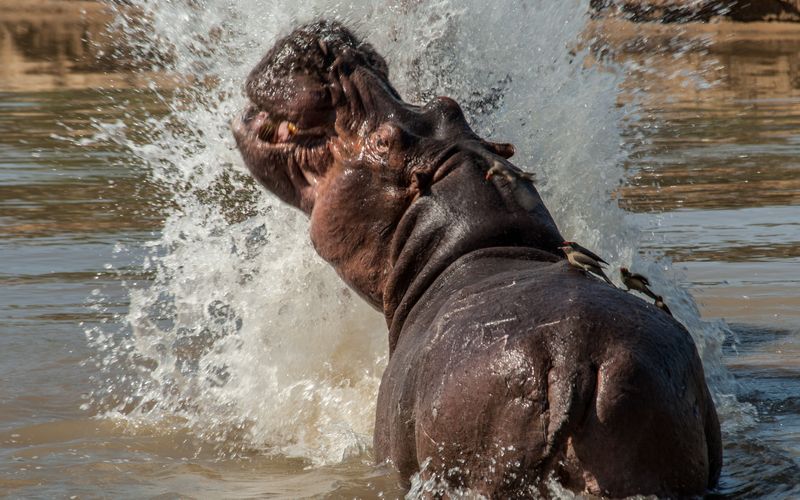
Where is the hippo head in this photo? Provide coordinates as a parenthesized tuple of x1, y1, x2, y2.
(233, 21, 519, 308)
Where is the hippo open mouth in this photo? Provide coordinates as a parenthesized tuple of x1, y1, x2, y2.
(232, 20, 514, 214)
(232, 21, 389, 212)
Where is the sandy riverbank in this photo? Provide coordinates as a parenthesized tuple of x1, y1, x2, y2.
(0, 0, 114, 62)
(0, 0, 170, 91)
(592, 0, 800, 22)
(3, 1, 800, 93)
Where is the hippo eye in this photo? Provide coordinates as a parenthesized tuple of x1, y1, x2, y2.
(372, 123, 401, 155)
(375, 136, 389, 153)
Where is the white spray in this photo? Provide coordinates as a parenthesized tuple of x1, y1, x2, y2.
(85, 0, 741, 470)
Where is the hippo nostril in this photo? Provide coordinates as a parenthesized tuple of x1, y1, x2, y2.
(332, 50, 360, 77)
(337, 60, 353, 76)
(328, 82, 343, 106)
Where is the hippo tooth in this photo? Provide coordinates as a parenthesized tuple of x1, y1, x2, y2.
(276, 121, 298, 142)
(275, 121, 297, 142)
(258, 122, 275, 142)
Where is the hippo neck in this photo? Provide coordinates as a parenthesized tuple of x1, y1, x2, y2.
(382, 153, 563, 354)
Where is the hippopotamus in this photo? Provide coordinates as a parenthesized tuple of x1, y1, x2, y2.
(232, 20, 722, 498)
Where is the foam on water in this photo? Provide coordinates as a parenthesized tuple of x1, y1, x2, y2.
(86, 0, 747, 473)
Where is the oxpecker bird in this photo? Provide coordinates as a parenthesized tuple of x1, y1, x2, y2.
(485, 161, 539, 211)
(620, 267, 658, 300)
(560, 243, 614, 286)
(655, 296, 673, 316)
(562, 241, 609, 266)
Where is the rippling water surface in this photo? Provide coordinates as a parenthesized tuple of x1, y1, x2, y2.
(1, 1, 799, 498)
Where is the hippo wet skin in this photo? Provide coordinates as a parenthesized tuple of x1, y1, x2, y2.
(232, 21, 721, 498)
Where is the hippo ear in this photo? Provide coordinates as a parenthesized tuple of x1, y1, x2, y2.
(410, 169, 433, 196)
(482, 140, 515, 159)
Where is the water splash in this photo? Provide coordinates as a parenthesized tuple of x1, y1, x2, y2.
(84, 0, 743, 473)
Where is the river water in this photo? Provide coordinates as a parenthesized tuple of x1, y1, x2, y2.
(1, 1, 799, 498)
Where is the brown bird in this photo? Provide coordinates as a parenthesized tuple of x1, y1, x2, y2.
(620, 267, 658, 300)
(560, 243, 614, 286)
(655, 295, 673, 316)
(562, 241, 609, 266)
(485, 161, 538, 211)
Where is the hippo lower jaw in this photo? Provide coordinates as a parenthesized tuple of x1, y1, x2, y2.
(232, 102, 336, 211)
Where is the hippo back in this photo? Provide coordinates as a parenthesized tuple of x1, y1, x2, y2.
(375, 248, 722, 497)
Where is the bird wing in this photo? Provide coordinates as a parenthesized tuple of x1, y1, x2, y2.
(487, 164, 515, 183)
(632, 273, 649, 285)
(572, 252, 602, 269)
(575, 244, 609, 266)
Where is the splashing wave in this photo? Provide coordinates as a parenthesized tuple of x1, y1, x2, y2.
(85, 0, 744, 467)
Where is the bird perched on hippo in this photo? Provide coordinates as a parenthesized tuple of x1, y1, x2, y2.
(231, 20, 721, 498)
(620, 266, 674, 315)
(485, 160, 539, 211)
(560, 240, 614, 286)
(621, 266, 657, 299)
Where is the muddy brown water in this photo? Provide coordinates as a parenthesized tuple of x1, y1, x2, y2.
(1, 10, 799, 500)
